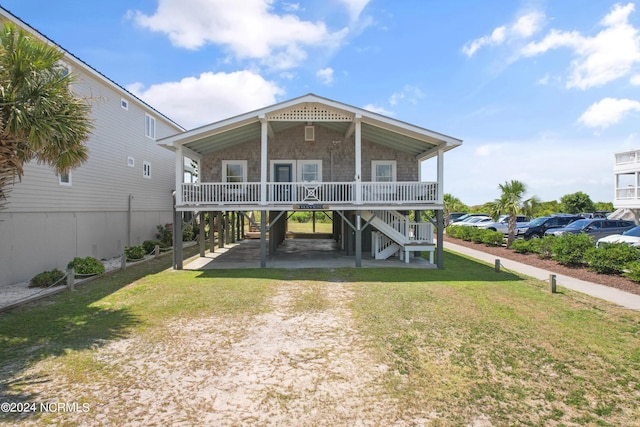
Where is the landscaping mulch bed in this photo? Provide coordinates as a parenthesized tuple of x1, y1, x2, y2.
(443, 235, 640, 296)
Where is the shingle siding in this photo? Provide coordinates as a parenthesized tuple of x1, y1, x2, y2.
(200, 123, 419, 182)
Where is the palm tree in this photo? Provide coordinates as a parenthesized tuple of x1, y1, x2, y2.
(0, 22, 92, 209)
(493, 180, 528, 247)
(443, 193, 467, 225)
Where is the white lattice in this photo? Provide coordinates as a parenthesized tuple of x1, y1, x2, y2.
(267, 104, 353, 122)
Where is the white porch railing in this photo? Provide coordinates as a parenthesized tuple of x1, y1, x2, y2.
(180, 181, 438, 205)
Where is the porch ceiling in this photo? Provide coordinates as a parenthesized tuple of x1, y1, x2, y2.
(182, 120, 439, 157)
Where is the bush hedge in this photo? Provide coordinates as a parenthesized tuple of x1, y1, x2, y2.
(551, 233, 594, 266)
(125, 245, 145, 260)
(67, 256, 105, 275)
(585, 243, 640, 275)
(448, 228, 640, 282)
(29, 269, 65, 288)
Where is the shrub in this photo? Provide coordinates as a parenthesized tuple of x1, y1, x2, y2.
(156, 223, 173, 247)
(182, 222, 195, 241)
(551, 233, 594, 266)
(67, 256, 105, 275)
(585, 243, 640, 275)
(446, 225, 462, 239)
(482, 230, 504, 247)
(142, 240, 160, 254)
(509, 239, 533, 254)
(535, 236, 556, 259)
(624, 260, 640, 282)
(125, 245, 145, 260)
(29, 269, 65, 288)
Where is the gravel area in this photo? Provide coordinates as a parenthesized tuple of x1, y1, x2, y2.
(443, 236, 640, 296)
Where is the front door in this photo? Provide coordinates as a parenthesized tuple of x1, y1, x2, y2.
(274, 163, 293, 201)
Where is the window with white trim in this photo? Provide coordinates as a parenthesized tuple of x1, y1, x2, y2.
(298, 160, 322, 182)
(121, 98, 129, 110)
(127, 156, 135, 167)
(143, 161, 151, 178)
(372, 160, 396, 182)
(222, 160, 247, 182)
(59, 172, 72, 186)
(145, 114, 156, 139)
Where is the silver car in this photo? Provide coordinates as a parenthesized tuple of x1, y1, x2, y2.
(477, 215, 530, 234)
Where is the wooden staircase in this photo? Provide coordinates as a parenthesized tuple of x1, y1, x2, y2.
(362, 210, 435, 264)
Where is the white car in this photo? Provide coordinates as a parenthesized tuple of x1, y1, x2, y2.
(451, 216, 491, 226)
(596, 225, 640, 247)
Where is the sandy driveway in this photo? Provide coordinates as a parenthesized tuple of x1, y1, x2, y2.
(17, 281, 415, 426)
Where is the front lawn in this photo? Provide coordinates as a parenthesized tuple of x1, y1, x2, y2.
(1, 251, 638, 426)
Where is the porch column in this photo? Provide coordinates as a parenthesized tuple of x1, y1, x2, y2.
(198, 211, 206, 257)
(260, 211, 267, 267)
(175, 146, 185, 207)
(260, 116, 268, 205)
(436, 209, 444, 269)
(217, 211, 224, 248)
(209, 212, 215, 252)
(355, 211, 362, 267)
(437, 148, 444, 203)
(354, 115, 362, 204)
(173, 196, 183, 270)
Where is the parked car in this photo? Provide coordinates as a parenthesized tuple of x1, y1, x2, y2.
(579, 211, 611, 219)
(450, 215, 491, 226)
(595, 225, 640, 247)
(450, 213, 489, 226)
(545, 219, 636, 240)
(448, 212, 467, 224)
(517, 214, 582, 239)
(477, 215, 530, 234)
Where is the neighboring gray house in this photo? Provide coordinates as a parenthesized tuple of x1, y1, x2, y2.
(0, 7, 184, 285)
(160, 94, 462, 268)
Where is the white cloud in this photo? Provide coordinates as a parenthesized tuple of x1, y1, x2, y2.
(521, 2, 640, 89)
(462, 11, 544, 57)
(316, 67, 334, 85)
(129, 0, 348, 70)
(362, 104, 394, 116)
(630, 74, 640, 85)
(127, 70, 284, 129)
(475, 143, 504, 157)
(337, 0, 371, 21)
(389, 85, 424, 106)
(578, 97, 640, 129)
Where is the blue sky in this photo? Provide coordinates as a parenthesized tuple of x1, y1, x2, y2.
(3, 0, 640, 206)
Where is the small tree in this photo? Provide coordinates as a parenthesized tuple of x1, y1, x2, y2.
(491, 180, 531, 248)
(560, 191, 595, 214)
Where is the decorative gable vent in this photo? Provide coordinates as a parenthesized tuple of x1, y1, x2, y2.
(305, 125, 315, 141)
(267, 103, 354, 122)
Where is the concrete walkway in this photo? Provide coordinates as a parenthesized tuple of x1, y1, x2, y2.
(445, 241, 640, 310)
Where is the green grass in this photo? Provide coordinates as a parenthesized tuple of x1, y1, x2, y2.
(286, 221, 333, 233)
(1, 250, 639, 426)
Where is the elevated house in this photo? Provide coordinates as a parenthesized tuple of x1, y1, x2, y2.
(612, 149, 640, 222)
(159, 94, 462, 268)
(0, 7, 184, 285)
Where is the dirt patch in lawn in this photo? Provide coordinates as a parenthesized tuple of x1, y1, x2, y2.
(443, 235, 640, 296)
(15, 280, 412, 426)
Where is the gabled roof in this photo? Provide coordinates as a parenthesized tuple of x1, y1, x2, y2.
(158, 94, 462, 161)
(0, 6, 184, 132)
